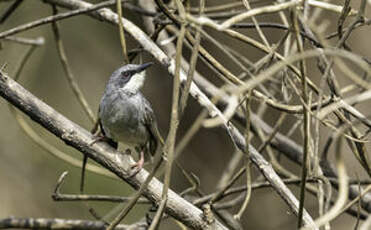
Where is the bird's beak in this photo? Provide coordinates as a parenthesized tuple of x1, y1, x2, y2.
(136, 62, 153, 73)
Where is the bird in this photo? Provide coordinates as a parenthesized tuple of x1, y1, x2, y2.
(93, 62, 163, 175)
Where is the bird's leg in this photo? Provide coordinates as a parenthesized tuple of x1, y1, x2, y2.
(129, 151, 144, 177)
(89, 133, 107, 146)
(90, 133, 118, 149)
(131, 151, 144, 170)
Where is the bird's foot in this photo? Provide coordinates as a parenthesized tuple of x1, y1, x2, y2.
(129, 151, 144, 177)
(89, 134, 106, 146)
(90, 134, 118, 149)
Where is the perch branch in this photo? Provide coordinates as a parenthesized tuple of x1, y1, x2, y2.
(0, 70, 228, 230)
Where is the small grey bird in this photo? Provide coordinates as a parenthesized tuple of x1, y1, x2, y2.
(96, 62, 163, 173)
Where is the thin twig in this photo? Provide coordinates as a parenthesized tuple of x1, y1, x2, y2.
(3, 36, 44, 46)
(52, 171, 149, 203)
(116, 0, 129, 64)
(0, 0, 124, 39)
(242, 0, 271, 48)
(106, 156, 164, 230)
(0, 0, 24, 23)
(306, 129, 349, 229)
(339, 184, 371, 215)
(234, 93, 252, 220)
(179, 2, 203, 116)
(291, 7, 310, 228)
(148, 1, 185, 228)
(51, 5, 96, 123)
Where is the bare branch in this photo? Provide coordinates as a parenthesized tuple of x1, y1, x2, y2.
(0, 217, 147, 230)
(0, 70, 228, 230)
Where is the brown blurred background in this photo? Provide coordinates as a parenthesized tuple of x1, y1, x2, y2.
(1, 0, 371, 229)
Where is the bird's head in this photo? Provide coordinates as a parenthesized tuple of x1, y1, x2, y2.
(107, 62, 153, 94)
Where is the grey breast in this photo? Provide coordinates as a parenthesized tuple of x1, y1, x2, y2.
(99, 90, 150, 147)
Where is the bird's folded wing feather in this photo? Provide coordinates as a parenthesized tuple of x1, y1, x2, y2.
(142, 97, 164, 155)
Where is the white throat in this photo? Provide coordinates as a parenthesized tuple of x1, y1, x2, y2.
(122, 71, 146, 94)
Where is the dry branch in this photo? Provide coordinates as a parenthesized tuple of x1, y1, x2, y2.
(0, 70, 227, 230)
(0, 217, 146, 230)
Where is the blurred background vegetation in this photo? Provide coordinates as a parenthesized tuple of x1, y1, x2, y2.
(1, 0, 371, 229)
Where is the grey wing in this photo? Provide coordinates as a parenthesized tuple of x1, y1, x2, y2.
(142, 97, 164, 155)
(97, 105, 118, 149)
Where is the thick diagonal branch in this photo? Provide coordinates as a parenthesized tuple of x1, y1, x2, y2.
(0, 71, 227, 230)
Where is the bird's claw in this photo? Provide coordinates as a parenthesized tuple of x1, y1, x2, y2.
(129, 151, 144, 177)
(89, 135, 105, 146)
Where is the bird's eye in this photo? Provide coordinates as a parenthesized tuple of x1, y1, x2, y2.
(121, 72, 130, 78)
